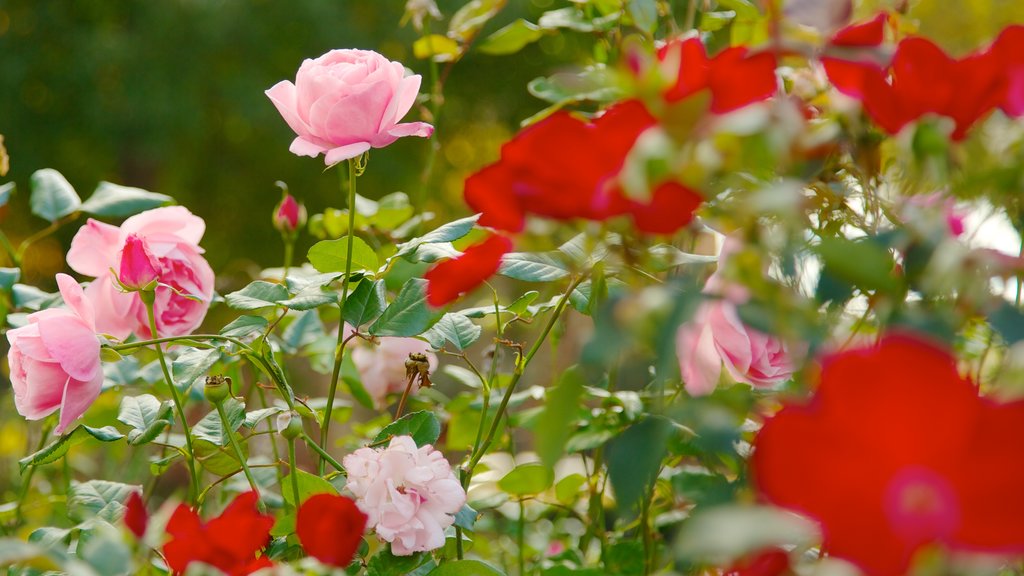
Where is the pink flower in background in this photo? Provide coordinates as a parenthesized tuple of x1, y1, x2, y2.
(6, 274, 103, 434)
(67, 206, 214, 339)
(676, 240, 797, 396)
(343, 435, 466, 556)
(118, 234, 160, 290)
(903, 193, 966, 237)
(351, 337, 437, 408)
(266, 49, 433, 166)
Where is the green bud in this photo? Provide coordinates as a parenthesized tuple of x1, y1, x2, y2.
(277, 411, 303, 440)
(204, 375, 231, 404)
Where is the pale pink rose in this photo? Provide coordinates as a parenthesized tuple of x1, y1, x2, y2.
(66, 206, 215, 339)
(7, 274, 103, 433)
(351, 337, 437, 408)
(903, 193, 965, 237)
(676, 240, 797, 396)
(266, 49, 434, 166)
(343, 435, 466, 556)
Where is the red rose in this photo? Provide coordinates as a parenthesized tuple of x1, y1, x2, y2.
(297, 493, 368, 568)
(163, 492, 274, 575)
(752, 334, 1024, 576)
(425, 234, 512, 307)
(657, 37, 777, 113)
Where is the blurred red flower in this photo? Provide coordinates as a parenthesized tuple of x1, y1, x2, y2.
(163, 492, 274, 576)
(724, 547, 791, 576)
(424, 234, 513, 307)
(465, 100, 702, 235)
(990, 25, 1024, 117)
(824, 16, 1008, 140)
(657, 37, 777, 113)
(752, 334, 1024, 576)
(123, 491, 148, 539)
(297, 493, 368, 568)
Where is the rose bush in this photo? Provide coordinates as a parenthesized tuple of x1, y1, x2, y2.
(3, 3, 1024, 576)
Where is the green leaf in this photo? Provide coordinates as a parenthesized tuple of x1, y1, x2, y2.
(368, 550, 429, 576)
(0, 267, 20, 291)
(220, 315, 269, 338)
(449, 0, 507, 42)
(243, 407, 286, 428)
(422, 313, 481, 351)
(0, 182, 14, 209)
(79, 181, 173, 217)
(224, 281, 289, 311)
(535, 366, 585, 469)
(498, 462, 553, 496)
(30, 168, 81, 222)
(280, 468, 338, 507)
(477, 19, 543, 54)
(194, 438, 246, 476)
(344, 279, 387, 327)
(117, 395, 174, 446)
(499, 252, 570, 282)
(527, 67, 622, 105)
(718, 0, 760, 18)
(19, 425, 124, 472)
(0, 538, 61, 569)
(453, 503, 478, 530)
(278, 287, 337, 310)
(627, 0, 658, 35)
(606, 417, 672, 514)
(307, 237, 379, 274)
(369, 278, 435, 337)
(395, 215, 479, 260)
(427, 559, 505, 575)
(815, 237, 900, 294)
(555, 473, 587, 504)
(171, 347, 221, 391)
(68, 480, 139, 522)
(604, 541, 645, 576)
(414, 34, 462, 62)
(374, 411, 442, 447)
(989, 301, 1024, 344)
(193, 398, 246, 445)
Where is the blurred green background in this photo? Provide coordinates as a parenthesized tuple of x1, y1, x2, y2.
(1, 0, 1022, 290)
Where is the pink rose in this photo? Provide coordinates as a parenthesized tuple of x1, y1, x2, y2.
(343, 435, 466, 556)
(67, 206, 215, 339)
(676, 240, 797, 396)
(266, 49, 434, 166)
(7, 274, 103, 433)
(351, 337, 437, 408)
(118, 234, 160, 290)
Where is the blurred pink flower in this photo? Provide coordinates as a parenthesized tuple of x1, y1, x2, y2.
(6, 274, 103, 433)
(343, 435, 465, 556)
(676, 240, 797, 396)
(266, 49, 433, 166)
(118, 234, 160, 290)
(351, 337, 437, 408)
(904, 193, 965, 237)
(67, 206, 214, 339)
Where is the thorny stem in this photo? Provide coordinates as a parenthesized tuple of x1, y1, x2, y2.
(463, 276, 584, 487)
(215, 400, 265, 512)
(286, 436, 302, 511)
(145, 297, 201, 506)
(301, 431, 345, 473)
(394, 373, 417, 421)
(15, 423, 52, 527)
(321, 157, 360, 474)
